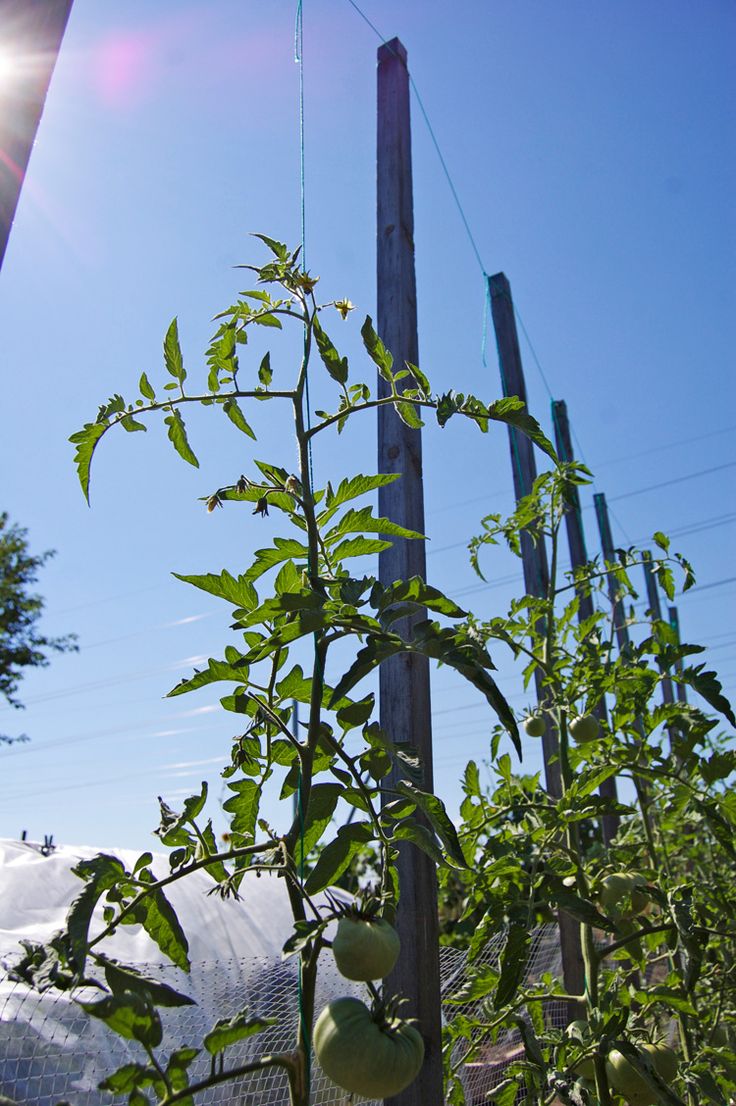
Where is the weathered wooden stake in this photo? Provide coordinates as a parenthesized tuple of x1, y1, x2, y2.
(668, 606, 687, 703)
(376, 38, 443, 1106)
(642, 551, 676, 707)
(0, 0, 74, 270)
(593, 492, 630, 653)
(489, 274, 585, 1003)
(551, 400, 619, 846)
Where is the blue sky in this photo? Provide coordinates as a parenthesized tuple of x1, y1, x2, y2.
(1, 0, 734, 851)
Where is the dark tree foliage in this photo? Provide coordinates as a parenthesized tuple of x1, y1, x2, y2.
(0, 511, 77, 743)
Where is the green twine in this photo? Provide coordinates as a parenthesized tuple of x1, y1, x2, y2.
(294, 1, 313, 1092)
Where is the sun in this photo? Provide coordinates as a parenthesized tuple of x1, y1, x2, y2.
(0, 45, 22, 95)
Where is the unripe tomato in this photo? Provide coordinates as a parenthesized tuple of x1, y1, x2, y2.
(313, 997, 424, 1098)
(606, 1043, 677, 1106)
(332, 916, 400, 981)
(599, 872, 650, 918)
(569, 714, 601, 743)
(524, 714, 546, 737)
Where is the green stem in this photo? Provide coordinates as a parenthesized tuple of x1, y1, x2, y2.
(87, 840, 278, 950)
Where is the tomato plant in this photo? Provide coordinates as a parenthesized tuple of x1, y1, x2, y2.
(8, 238, 557, 1106)
(440, 464, 736, 1106)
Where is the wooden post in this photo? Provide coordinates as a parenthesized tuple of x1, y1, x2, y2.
(552, 400, 619, 846)
(376, 38, 443, 1106)
(642, 552, 676, 707)
(593, 492, 631, 654)
(668, 606, 687, 703)
(0, 0, 74, 270)
(489, 274, 585, 1003)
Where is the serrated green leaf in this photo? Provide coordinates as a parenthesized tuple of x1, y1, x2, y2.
(395, 782, 468, 868)
(245, 537, 309, 583)
(304, 822, 373, 894)
(391, 821, 447, 866)
(325, 505, 424, 545)
(487, 396, 557, 463)
(223, 398, 256, 439)
(361, 316, 393, 380)
(67, 854, 128, 972)
(204, 1009, 277, 1055)
(331, 536, 392, 561)
(139, 888, 190, 970)
(173, 569, 257, 610)
(336, 694, 375, 731)
(223, 779, 261, 842)
(252, 233, 289, 259)
(164, 409, 198, 467)
(80, 991, 162, 1048)
(99, 1063, 153, 1094)
(99, 956, 195, 1008)
(494, 917, 530, 1009)
(313, 315, 349, 384)
(258, 351, 273, 386)
(163, 319, 185, 383)
(394, 400, 423, 428)
(69, 421, 108, 503)
(294, 783, 342, 868)
(320, 473, 398, 510)
(678, 664, 735, 725)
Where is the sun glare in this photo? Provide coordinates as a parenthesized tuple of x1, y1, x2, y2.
(0, 46, 20, 95)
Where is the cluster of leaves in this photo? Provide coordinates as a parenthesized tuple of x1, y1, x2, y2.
(440, 465, 736, 1106)
(11, 237, 559, 1106)
(0, 511, 77, 745)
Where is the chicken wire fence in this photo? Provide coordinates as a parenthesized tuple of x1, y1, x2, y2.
(1, 925, 562, 1106)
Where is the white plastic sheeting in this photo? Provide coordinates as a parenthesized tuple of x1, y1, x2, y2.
(0, 837, 358, 1105)
(0, 837, 295, 964)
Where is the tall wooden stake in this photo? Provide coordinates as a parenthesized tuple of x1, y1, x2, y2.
(551, 400, 619, 846)
(489, 274, 584, 1003)
(593, 492, 630, 653)
(0, 0, 74, 271)
(642, 552, 676, 707)
(377, 38, 443, 1106)
(668, 606, 687, 703)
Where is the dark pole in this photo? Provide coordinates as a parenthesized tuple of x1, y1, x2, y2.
(642, 551, 676, 707)
(668, 606, 687, 703)
(489, 274, 585, 1005)
(593, 492, 630, 654)
(376, 38, 443, 1106)
(0, 0, 74, 271)
(551, 400, 619, 846)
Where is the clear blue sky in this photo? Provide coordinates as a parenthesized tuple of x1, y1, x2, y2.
(1, 0, 734, 851)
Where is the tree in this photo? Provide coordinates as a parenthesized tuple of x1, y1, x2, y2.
(0, 511, 76, 744)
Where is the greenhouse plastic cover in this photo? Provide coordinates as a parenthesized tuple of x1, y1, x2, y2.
(0, 836, 358, 1105)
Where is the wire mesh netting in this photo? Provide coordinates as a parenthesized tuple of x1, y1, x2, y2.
(1, 925, 563, 1105)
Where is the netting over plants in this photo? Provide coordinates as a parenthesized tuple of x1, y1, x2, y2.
(0, 926, 562, 1106)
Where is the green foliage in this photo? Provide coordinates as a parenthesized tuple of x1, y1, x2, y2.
(8, 238, 562, 1106)
(440, 463, 736, 1106)
(0, 512, 77, 744)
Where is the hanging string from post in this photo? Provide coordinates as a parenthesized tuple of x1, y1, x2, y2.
(294, 1, 313, 1095)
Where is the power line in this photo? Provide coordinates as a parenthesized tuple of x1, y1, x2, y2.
(606, 461, 736, 504)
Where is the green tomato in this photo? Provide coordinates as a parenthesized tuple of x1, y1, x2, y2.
(599, 872, 650, 918)
(569, 713, 601, 743)
(313, 997, 424, 1099)
(332, 916, 400, 981)
(606, 1043, 677, 1106)
(523, 714, 546, 737)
